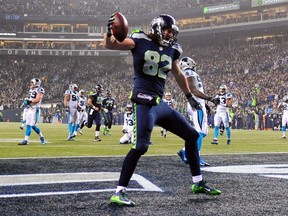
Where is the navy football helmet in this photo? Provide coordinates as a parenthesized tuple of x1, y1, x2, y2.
(149, 14, 179, 47)
(95, 84, 103, 92)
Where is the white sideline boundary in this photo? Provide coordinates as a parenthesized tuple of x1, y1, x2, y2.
(0, 172, 163, 198)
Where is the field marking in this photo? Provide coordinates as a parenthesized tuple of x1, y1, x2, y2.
(0, 172, 163, 198)
(0, 138, 50, 144)
(202, 164, 288, 174)
(202, 164, 288, 180)
(1, 152, 288, 160)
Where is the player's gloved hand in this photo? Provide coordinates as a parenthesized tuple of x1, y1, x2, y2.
(65, 106, 70, 113)
(103, 108, 108, 113)
(205, 104, 211, 115)
(186, 93, 202, 110)
(23, 99, 32, 106)
(209, 96, 220, 105)
(107, 13, 116, 37)
(122, 129, 128, 134)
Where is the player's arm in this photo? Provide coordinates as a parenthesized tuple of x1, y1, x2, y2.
(186, 76, 212, 101)
(31, 92, 43, 104)
(171, 60, 191, 95)
(87, 97, 99, 111)
(63, 94, 70, 107)
(103, 34, 135, 50)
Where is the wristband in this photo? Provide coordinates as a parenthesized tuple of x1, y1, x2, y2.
(185, 93, 193, 99)
(92, 106, 96, 110)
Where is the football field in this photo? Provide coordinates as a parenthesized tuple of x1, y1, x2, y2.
(0, 123, 288, 215)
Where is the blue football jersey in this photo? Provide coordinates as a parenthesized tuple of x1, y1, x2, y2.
(130, 30, 182, 97)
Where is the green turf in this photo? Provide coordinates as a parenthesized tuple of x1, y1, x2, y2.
(0, 122, 287, 158)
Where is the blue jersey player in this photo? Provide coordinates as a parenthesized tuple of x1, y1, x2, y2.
(104, 14, 221, 206)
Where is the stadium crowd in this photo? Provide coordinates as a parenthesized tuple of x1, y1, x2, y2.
(0, 0, 233, 17)
(0, 38, 287, 129)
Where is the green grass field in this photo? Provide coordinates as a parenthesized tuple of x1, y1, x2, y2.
(0, 122, 287, 158)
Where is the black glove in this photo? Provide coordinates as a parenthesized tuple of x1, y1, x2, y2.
(205, 104, 211, 115)
(23, 99, 32, 106)
(186, 93, 202, 110)
(122, 129, 128, 134)
(65, 106, 70, 113)
(107, 13, 115, 37)
(210, 96, 220, 105)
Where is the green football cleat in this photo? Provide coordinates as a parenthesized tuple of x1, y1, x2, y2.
(192, 181, 221, 195)
(110, 190, 136, 207)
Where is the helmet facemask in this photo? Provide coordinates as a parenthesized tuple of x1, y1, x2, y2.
(149, 14, 179, 47)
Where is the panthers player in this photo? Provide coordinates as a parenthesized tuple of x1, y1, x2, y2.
(102, 90, 116, 136)
(160, 92, 177, 138)
(20, 99, 29, 130)
(18, 78, 45, 145)
(74, 89, 87, 136)
(277, 95, 288, 139)
(211, 85, 233, 145)
(177, 57, 218, 167)
(105, 14, 221, 206)
(63, 83, 79, 141)
(86, 84, 104, 142)
(120, 103, 134, 144)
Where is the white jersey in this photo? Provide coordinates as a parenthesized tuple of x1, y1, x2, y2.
(281, 101, 288, 116)
(120, 112, 134, 144)
(65, 90, 78, 109)
(216, 93, 232, 113)
(26, 86, 44, 126)
(78, 96, 87, 111)
(182, 67, 205, 105)
(123, 112, 134, 131)
(28, 87, 45, 109)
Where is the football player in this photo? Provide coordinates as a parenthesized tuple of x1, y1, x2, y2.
(211, 85, 233, 145)
(18, 78, 45, 145)
(86, 84, 104, 142)
(277, 95, 288, 139)
(105, 13, 221, 206)
(177, 57, 218, 166)
(63, 83, 79, 141)
(160, 92, 177, 138)
(119, 103, 134, 144)
(102, 90, 116, 136)
(74, 89, 87, 136)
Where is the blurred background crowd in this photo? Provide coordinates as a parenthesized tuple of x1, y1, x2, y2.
(0, 38, 287, 129)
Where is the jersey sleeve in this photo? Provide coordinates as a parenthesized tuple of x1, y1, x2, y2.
(38, 87, 45, 95)
(183, 68, 195, 78)
(172, 43, 183, 61)
(64, 90, 71, 95)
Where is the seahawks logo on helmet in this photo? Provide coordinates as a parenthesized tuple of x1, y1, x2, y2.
(149, 14, 179, 47)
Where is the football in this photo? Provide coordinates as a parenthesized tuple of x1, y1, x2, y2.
(112, 12, 129, 42)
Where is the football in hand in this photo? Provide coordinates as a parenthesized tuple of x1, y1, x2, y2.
(112, 12, 129, 42)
